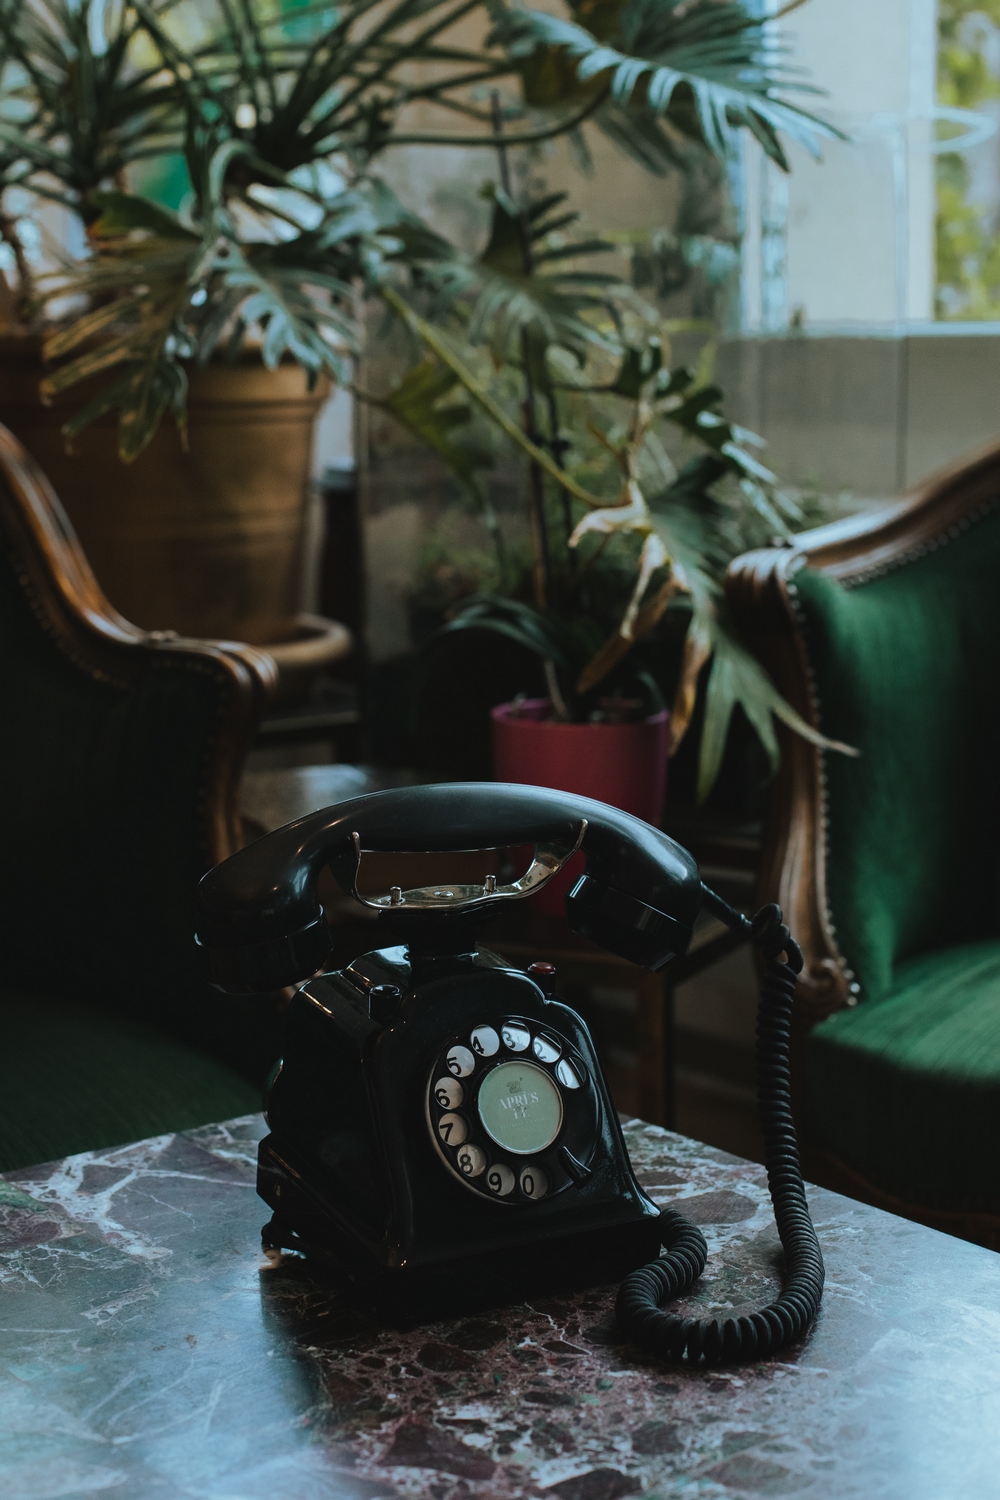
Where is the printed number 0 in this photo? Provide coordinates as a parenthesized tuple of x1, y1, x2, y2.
(518, 1165, 547, 1199)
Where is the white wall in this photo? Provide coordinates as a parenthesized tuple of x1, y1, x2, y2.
(743, 0, 938, 329)
(715, 328, 1000, 498)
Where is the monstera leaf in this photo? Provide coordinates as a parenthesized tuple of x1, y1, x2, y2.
(37, 161, 378, 458)
(694, 602, 858, 803)
(371, 355, 495, 496)
(423, 188, 624, 371)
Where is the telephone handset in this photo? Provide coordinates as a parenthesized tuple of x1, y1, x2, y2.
(196, 783, 823, 1365)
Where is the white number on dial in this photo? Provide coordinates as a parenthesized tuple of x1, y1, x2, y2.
(501, 1022, 530, 1052)
(470, 1025, 500, 1057)
(434, 1077, 463, 1109)
(532, 1034, 561, 1064)
(556, 1059, 582, 1090)
(519, 1165, 549, 1199)
(437, 1112, 468, 1146)
(486, 1163, 515, 1197)
(456, 1144, 486, 1177)
(446, 1045, 476, 1078)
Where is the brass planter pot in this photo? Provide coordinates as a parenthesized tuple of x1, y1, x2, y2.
(0, 336, 338, 650)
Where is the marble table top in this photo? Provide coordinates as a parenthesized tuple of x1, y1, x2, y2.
(3, 1116, 1000, 1500)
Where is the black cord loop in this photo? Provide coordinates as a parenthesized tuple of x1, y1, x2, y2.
(615, 901, 824, 1364)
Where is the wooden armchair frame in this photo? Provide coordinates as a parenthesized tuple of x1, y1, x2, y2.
(0, 423, 277, 871)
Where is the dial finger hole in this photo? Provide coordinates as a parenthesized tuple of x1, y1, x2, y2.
(501, 1022, 530, 1052)
(486, 1163, 515, 1197)
(519, 1165, 549, 1200)
(555, 1059, 582, 1090)
(532, 1033, 561, 1064)
(446, 1045, 476, 1078)
(437, 1112, 467, 1146)
(470, 1024, 500, 1057)
(456, 1144, 486, 1178)
(434, 1077, 464, 1109)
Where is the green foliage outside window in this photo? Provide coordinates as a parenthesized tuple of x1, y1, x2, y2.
(937, 0, 1000, 319)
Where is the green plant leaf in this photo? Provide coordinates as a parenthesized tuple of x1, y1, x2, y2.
(368, 354, 494, 492)
(493, 0, 843, 171)
(89, 190, 198, 241)
(117, 356, 189, 462)
(609, 339, 664, 397)
(42, 294, 144, 361)
(381, 285, 604, 509)
(40, 337, 138, 398)
(59, 370, 140, 441)
(0, 0, 183, 216)
(430, 595, 581, 676)
(592, 105, 684, 176)
(421, 186, 627, 373)
(696, 608, 858, 804)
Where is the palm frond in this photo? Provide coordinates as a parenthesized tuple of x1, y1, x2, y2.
(492, 0, 842, 170)
(36, 166, 375, 453)
(0, 0, 183, 212)
(429, 595, 584, 679)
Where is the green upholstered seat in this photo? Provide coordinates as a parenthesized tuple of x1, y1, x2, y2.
(0, 994, 261, 1173)
(789, 514, 1000, 1213)
(807, 941, 1000, 1212)
(0, 426, 278, 1173)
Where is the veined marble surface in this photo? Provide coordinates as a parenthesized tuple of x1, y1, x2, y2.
(3, 1115, 1000, 1500)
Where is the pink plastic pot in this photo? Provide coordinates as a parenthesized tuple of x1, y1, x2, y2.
(490, 698, 670, 915)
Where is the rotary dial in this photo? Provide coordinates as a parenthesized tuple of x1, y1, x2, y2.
(426, 1015, 597, 1204)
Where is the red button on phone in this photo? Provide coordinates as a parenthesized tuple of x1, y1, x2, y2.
(528, 961, 556, 994)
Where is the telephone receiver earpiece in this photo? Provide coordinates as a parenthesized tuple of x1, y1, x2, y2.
(196, 782, 705, 991)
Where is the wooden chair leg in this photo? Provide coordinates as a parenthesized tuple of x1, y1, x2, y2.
(635, 973, 673, 1128)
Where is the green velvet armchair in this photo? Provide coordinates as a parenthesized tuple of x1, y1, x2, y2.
(728, 441, 1000, 1247)
(0, 423, 280, 1172)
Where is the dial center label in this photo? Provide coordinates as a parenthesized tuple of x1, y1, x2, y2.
(477, 1061, 563, 1155)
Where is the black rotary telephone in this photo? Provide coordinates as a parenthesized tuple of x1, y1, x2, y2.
(196, 783, 823, 1365)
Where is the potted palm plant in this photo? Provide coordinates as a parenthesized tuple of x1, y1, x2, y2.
(364, 117, 853, 891)
(387, 287, 857, 902)
(0, 0, 831, 656)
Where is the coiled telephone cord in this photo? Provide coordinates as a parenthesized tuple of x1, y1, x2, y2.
(615, 901, 825, 1364)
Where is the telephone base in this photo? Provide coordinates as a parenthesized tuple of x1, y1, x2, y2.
(257, 1137, 663, 1321)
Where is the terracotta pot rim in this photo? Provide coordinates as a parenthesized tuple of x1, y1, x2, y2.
(0, 328, 295, 361)
(0, 332, 330, 381)
(490, 697, 669, 731)
(263, 612, 352, 667)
